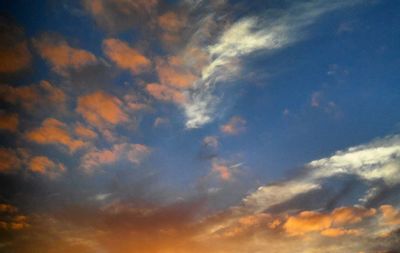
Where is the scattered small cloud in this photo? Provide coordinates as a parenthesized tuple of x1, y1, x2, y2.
(33, 34, 97, 75)
(220, 116, 246, 135)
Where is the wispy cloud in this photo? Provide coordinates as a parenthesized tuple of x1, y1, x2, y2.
(182, 0, 361, 128)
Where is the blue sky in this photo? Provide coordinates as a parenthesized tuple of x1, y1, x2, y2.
(0, 0, 400, 252)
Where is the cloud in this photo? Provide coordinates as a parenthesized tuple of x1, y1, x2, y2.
(0, 113, 18, 132)
(83, 0, 158, 32)
(180, 0, 362, 128)
(25, 118, 86, 152)
(203, 136, 219, 149)
(212, 160, 232, 181)
(0, 17, 31, 73)
(103, 38, 151, 74)
(146, 82, 186, 104)
(28, 156, 66, 178)
(0, 148, 22, 173)
(0, 80, 67, 111)
(0, 203, 29, 231)
(74, 123, 97, 139)
(220, 116, 246, 135)
(380, 205, 400, 226)
(33, 34, 97, 75)
(76, 91, 128, 129)
(158, 11, 187, 46)
(80, 143, 151, 173)
(283, 206, 376, 236)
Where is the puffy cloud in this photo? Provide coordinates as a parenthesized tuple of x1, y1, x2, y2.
(0, 113, 18, 132)
(0, 147, 21, 173)
(0, 80, 66, 111)
(379, 205, 400, 226)
(74, 123, 97, 139)
(33, 34, 97, 75)
(283, 206, 376, 236)
(158, 11, 187, 45)
(212, 160, 232, 181)
(146, 83, 186, 104)
(0, 17, 31, 73)
(0, 204, 18, 213)
(83, 0, 158, 32)
(28, 156, 66, 178)
(25, 118, 86, 152)
(80, 143, 151, 173)
(203, 136, 219, 149)
(76, 91, 128, 129)
(220, 116, 246, 135)
(103, 38, 151, 74)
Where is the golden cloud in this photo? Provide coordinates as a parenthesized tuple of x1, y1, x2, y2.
(0, 113, 18, 132)
(34, 34, 97, 74)
(103, 38, 151, 74)
(220, 116, 246, 135)
(0, 80, 66, 111)
(76, 91, 128, 129)
(28, 156, 66, 178)
(26, 118, 86, 152)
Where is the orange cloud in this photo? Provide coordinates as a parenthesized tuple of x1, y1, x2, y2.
(25, 118, 86, 152)
(220, 116, 246, 135)
(76, 91, 128, 129)
(212, 160, 232, 181)
(380, 205, 400, 226)
(28, 156, 66, 178)
(320, 228, 361, 237)
(83, 0, 158, 31)
(0, 80, 66, 111)
(146, 83, 186, 104)
(158, 12, 186, 33)
(34, 34, 97, 74)
(0, 113, 18, 132)
(75, 123, 97, 139)
(80, 143, 150, 173)
(153, 117, 169, 127)
(103, 38, 151, 74)
(0, 204, 18, 213)
(0, 148, 21, 173)
(0, 20, 32, 73)
(156, 57, 197, 89)
(283, 206, 376, 236)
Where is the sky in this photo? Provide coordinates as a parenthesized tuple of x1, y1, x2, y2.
(0, 0, 400, 252)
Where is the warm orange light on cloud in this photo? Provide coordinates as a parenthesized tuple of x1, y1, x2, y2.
(26, 118, 86, 152)
(0, 21, 31, 73)
(0, 113, 18, 132)
(283, 206, 376, 236)
(156, 57, 197, 89)
(320, 228, 361, 237)
(0, 80, 66, 111)
(77, 91, 128, 128)
(80, 143, 151, 173)
(146, 83, 186, 104)
(75, 123, 97, 139)
(34, 35, 97, 74)
(380, 205, 400, 226)
(28, 156, 66, 178)
(220, 116, 246, 135)
(103, 38, 151, 74)
(212, 161, 232, 181)
(0, 148, 21, 173)
(0, 41, 31, 73)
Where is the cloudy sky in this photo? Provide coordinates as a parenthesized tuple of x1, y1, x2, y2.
(0, 0, 400, 252)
